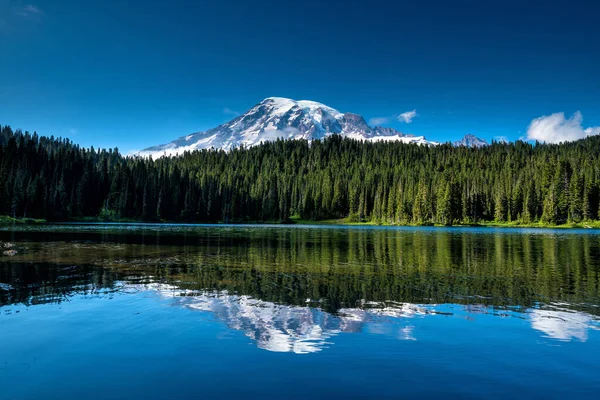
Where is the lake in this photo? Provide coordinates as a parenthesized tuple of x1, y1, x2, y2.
(1, 224, 599, 399)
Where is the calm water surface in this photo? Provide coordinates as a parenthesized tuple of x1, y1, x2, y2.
(1, 224, 599, 399)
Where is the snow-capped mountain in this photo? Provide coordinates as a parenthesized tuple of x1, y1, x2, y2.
(453, 134, 488, 148)
(138, 97, 438, 157)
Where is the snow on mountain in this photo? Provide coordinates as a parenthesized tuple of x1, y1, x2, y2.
(138, 97, 438, 157)
(453, 134, 488, 148)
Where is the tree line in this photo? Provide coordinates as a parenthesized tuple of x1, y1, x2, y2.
(2, 123, 600, 225)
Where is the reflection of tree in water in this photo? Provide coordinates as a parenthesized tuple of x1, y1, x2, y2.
(1, 228, 599, 316)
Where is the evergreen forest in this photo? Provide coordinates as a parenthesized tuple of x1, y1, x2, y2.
(2, 124, 600, 226)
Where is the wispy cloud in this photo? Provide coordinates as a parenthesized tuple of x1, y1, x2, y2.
(526, 111, 600, 144)
(223, 107, 240, 117)
(126, 149, 141, 157)
(13, 3, 43, 18)
(369, 109, 419, 126)
(398, 109, 418, 124)
(22, 4, 40, 15)
(1, 1, 43, 29)
(368, 117, 392, 126)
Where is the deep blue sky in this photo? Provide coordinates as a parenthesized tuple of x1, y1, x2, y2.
(1, 0, 599, 152)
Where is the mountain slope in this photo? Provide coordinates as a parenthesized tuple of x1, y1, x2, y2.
(139, 97, 437, 157)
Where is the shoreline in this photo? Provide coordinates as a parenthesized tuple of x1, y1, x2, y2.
(2, 215, 600, 230)
(291, 219, 600, 230)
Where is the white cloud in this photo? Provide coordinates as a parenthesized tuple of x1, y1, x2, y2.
(13, 3, 42, 17)
(398, 109, 417, 124)
(368, 117, 391, 126)
(526, 111, 600, 144)
(223, 107, 240, 117)
(585, 126, 600, 136)
(369, 109, 418, 126)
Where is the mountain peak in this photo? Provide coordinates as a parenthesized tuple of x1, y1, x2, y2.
(453, 134, 488, 148)
(259, 97, 344, 120)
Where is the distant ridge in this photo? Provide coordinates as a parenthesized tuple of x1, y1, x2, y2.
(453, 134, 488, 148)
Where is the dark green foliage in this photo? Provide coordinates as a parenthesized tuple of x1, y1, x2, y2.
(2, 124, 600, 225)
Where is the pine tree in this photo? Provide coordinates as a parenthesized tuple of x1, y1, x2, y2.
(436, 182, 452, 226)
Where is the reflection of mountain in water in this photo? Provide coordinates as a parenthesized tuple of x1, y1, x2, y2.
(1, 266, 599, 352)
(154, 285, 431, 353)
(148, 284, 600, 353)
